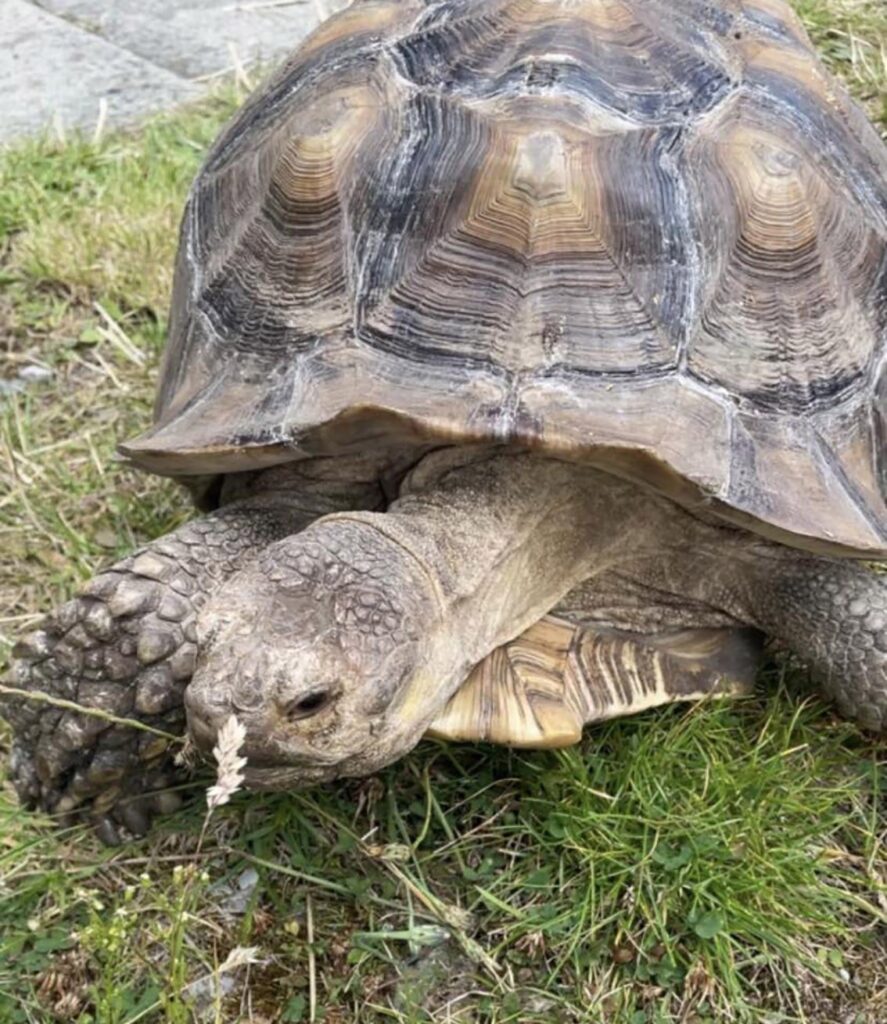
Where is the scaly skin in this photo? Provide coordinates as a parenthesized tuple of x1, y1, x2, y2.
(2, 457, 386, 842)
(184, 451, 684, 789)
(749, 553, 887, 731)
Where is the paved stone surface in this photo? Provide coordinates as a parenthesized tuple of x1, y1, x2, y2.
(1, 0, 198, 141)
(36, 0, 325, 78)
(1, 0, 335, 143)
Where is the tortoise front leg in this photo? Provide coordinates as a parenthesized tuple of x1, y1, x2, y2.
(2, 500, 310, 843)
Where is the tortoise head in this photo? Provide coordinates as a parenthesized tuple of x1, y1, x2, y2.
(184, 518, 442, 788)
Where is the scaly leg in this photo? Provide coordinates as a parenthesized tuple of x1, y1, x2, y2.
(744, 551, 887, 731)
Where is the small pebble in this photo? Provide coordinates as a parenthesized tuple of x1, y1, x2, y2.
(18, 365, 53, 383)
(211, 867, 260, 916)
(2, 366, 54, 399)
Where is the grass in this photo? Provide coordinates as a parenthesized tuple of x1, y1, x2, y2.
(1, 2, 885, 1021)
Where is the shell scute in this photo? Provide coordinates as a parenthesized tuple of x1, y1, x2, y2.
(357, 109, 689, 377)
(684, 92, 884, 413)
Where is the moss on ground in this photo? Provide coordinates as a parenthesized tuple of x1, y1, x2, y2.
(1, 4, 885, 1022)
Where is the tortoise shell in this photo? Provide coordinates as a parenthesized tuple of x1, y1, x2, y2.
(122, 0, 887, 557)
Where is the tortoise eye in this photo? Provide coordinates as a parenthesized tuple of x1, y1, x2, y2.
(285, 690, 332, 720)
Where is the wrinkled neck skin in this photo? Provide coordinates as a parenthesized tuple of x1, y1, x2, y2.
(368, 448, 679, 717)
(187, 448, 722, 787)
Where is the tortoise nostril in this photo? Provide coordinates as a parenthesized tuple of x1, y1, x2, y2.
(283, 689, 332, 721)
(187, 710, 220, 751)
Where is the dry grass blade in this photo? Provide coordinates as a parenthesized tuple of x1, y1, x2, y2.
(0, 684, 184, 742)
(92, 98, 109, 148)
(180, 946, 263, 1015)
(93, 303, 145, 367)
(307, 894, 317, 1023)
(227, 43, 255, 92)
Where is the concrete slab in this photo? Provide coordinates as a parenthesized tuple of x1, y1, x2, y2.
(1, 0, 199, 142)
(34, 0, 328, 78)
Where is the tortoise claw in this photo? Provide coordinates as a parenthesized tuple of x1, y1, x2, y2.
(94, 816, 123, 847)
(118, 799, 152, 838)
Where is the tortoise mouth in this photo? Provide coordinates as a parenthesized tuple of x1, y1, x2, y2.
(242, 763, 337, 790)
(186, 701, 348, 778)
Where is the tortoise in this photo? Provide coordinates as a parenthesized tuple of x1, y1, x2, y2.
(3, 0, 886, 843)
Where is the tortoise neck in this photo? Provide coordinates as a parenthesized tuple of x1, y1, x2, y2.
(339, 451, 684, 714)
